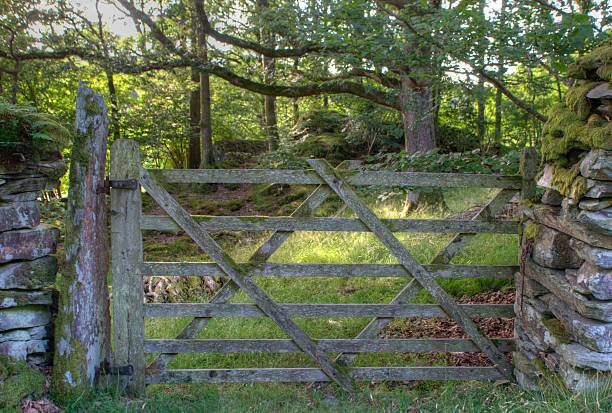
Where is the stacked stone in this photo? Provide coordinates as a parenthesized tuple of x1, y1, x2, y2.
(0, 159, 65, 365)
(514, 43, 612, 392)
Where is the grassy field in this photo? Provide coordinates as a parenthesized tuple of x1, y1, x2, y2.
(43, 187, 611, 412)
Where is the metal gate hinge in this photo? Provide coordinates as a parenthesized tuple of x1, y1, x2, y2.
(108, 178, 139, 190)
(98, 360, 134, 376)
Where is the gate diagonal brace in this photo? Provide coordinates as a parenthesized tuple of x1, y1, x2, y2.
(307, 159, 514, 380)
(148, 161, 359, 371)
(138, 167, 355, 392)
(335, 188, 516, 365)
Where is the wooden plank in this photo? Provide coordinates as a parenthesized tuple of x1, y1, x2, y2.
(144, 303, 515, 318)
(144, 338, 515, 353)
(149, 162, 353, 370)
(308, 159, 515, 380)
(148, 168, 522, 189)
(141, 262, 518, 279)
(110, 139, 145, 395)
(146, 366, 504, 384)
(138, 167, 355, 392)
(431, 189, 517, 265)
(141, 215, 518, 234)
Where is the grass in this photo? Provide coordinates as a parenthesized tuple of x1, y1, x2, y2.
(63, 377, 611, 412)
(42, 187, 611, 411)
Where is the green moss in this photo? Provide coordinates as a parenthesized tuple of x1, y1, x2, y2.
(294, 133, 351, 160)
(523, 221, 540, 241)
(0, 355, 45, 412)
(597, 64, 612, 81)
(250, 184, 311, 215)
(574, 42, 612, 73)
(590, 120, 612, 149)
(50, 273, 90, 404)
(565, 81, 597, 120)
(542, 317, 572, 344)
(566, 62, 587, 79)
(587, 113, 607, 127)
(541, 104, 612, 163)
(551, 163, 587, 199)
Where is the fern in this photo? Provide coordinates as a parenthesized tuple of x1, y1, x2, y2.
(0, 101, 70, 157)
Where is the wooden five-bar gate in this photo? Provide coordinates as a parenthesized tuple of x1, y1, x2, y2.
(110, 139, 537, 394)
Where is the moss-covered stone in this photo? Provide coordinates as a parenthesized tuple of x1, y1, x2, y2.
(597, 64, 612, 81)
(549, 163, 588, 199)
(0, 355, 45, 412)
(565, 81, 597, 120)
(570, 42, 612, 81)
(541, 42, 612, 165)
(541, 104, 612, 163)
(542, 317, 573, 345)
(523, 221, 540, 241)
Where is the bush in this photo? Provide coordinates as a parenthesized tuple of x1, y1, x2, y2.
(0, 102, 70, 161)
(292, 109, 345, 137)
(366, 148, 520, 175)
(436, 124, 480, 153)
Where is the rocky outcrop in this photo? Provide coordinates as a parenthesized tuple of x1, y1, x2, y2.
(516, 149, 612, 392)
(0, 161, 63, 366)
(516, 42, 612, 392)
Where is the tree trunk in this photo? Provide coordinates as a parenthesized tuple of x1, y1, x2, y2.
(292, 59, 300, 125)
(10, 64, 18, 104)
(398, 0, 440, 214)
(188, 68, 201, 168)
(476, 0, 486, 146)
(493, 0, 506, 146)
(52, 83, 110, 402)
(399, 76, 435, 153)
(198, 36, 214, 168)
(476, 76, 486, 145)
(258, 0, 279, 150)
(399, 76, 441, 214)
(105, 68, 121, 142)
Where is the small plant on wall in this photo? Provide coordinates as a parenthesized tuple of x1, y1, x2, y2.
(0, 101, 70, 167)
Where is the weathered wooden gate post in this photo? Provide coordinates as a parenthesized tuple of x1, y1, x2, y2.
(52, 83, 111, 400)
(110, 139, 145, 395)
(520, 148, 538, 202)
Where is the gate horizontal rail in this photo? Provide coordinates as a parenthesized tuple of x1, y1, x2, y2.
(141, 215, 518, 233)
(144, 338, 515, 353)
(148, 168, 522, 188)
(111, 140, 536, 395)
(146, 367, 506, 384)
(144, 303, 514, 318)
(141, 262, 518, 278)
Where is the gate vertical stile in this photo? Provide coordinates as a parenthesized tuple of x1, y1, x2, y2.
(110, 139, 146, 395)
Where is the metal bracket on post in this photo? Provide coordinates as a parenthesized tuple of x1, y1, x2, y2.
(97, 360, 134, 377)
(109, 179, 139, 190)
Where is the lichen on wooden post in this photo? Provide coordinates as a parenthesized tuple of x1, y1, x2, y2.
(110, 139, 145, 395)
(51, 82, 111, 401)
(520, 148, 538, 202)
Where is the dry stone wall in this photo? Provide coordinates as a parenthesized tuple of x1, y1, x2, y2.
(515, 43, 611, 392)
(0, 160, 65, 365)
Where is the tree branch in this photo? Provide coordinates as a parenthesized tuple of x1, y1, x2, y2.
(114, 1, 399, 109)
(112, 57, 400, 109)
(118, 0, 328, 58)
(378, 2, 548, 122)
